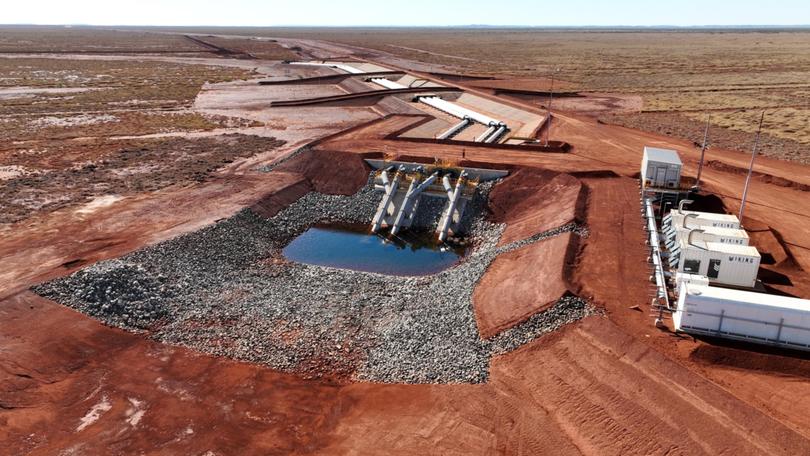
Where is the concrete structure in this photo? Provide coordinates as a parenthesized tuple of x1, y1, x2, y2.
(641, 147, 682, 189)
(674, 237, 761, 288)
(674, 283, 810, 351)
(366, 160, 508, 241)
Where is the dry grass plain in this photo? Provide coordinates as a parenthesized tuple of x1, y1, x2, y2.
(258, 27, 810, 162)
(0, 28, 283, 224)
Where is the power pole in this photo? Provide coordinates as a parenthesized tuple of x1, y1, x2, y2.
(739, 111, 765, 224)
(544, 68, 559, 146)
(695, 115, 710, 190)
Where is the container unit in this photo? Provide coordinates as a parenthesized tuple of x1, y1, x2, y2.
(672, 226, 749, 247)
(641, 147, 682, 189)
(675, 238, 760, 288)
(674, 283, 810, 351)
(663, 210, 741, 233)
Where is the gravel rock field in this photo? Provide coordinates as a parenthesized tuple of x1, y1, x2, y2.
(34, 175, 597, 383)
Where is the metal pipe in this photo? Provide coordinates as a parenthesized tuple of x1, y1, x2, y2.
(437, 117, 471, 140)
(484, 124, 508, 143)
(289, 61, 365, 74)
(390, 172, 438, 235)
(687, 229, 705, 248)
(370, 77, 406, 90)
(371, 168, 402, 233)
(417, 96, 501, 126)
(390, 178, 419, 235)
(678, 199, 693, 214)
(437, 174, 466, 241)
(476, 124, 498, 142)
(682, 213, 698, 229)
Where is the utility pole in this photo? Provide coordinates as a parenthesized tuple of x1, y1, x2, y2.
(739, 111, 765, 224)
(544, 68, 559, 146)
(695, 115, 710, 190)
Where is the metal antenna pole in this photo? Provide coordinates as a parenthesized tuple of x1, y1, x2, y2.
(695, 115, 710, 189)
(544, 68, 558, 146)
(739, 111, 765, 224)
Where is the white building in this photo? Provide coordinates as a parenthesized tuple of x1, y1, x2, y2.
(641, 147, 682, 189)
(674, 282, 810, 351)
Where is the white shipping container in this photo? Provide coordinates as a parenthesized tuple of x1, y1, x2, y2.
(674, 226, 749, 246)
(677, 239, 761, 288)
(667, 210, 740, 230)
(674, 283, 810, 350)
(641, 147, 682, 189)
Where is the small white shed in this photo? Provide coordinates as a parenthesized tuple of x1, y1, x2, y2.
(641, 147, 682, 189)
(674, 283, 810, 351)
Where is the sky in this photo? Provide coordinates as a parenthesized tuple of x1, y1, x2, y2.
(2, 0, 809, 27)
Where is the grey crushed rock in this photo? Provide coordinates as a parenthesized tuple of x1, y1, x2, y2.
(34, 175, 597, 384)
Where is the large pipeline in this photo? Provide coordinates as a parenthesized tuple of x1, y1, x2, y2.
(476, 124, 498, 142)
(290, 62, 510, 142)
(437, 117, 472, 140)
(484, 124, 508, 143)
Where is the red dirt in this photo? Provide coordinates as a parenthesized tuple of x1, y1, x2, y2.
(473, 232, 578, 339)
(467, 77, 576, 92)
(487, 168, 585, 246)
(275, 148, 372, 195)
(5, 36, 810, 454)
(706, 159, 810, 192)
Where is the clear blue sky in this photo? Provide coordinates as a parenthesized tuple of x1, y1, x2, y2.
(3, 0, 809, 27)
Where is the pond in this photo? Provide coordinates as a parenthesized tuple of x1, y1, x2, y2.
(282, 223, 466, 276)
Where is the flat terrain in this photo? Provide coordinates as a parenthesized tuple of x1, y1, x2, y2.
(229, 27, 810, 163)
(2, 26, 810, 455)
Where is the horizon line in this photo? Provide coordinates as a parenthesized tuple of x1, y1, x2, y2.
(3, 23, 810, 29)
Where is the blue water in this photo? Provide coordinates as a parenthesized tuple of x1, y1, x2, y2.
(282, 224, 465, 276)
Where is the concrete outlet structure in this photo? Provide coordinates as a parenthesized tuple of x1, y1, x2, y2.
(366, 160, 507, 240)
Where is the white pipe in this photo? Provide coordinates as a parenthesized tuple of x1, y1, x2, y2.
(370, 77, 407, 90)
(368, 76, 511, 140)
(418, 96, 500, 126)
(390, 178, 418, 235)
(476, 125, 497, 142)
(438, 174, 465, 241)
(371, 169, 401, 233)
(437, 118, 471, 140)
(289, 61, 365, 74)
(390, 173, 438, 235)
(484, 124, 508, 143)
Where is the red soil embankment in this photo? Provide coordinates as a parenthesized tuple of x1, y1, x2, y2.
(473, 168, 586, 338)
(473, 232, 579, 339)
(487, 168, 586, 246)
(275, 148, 372, 195)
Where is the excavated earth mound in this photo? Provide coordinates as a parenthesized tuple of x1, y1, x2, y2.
(473, 231, 580, 339)
(487, 168, 586, 246)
